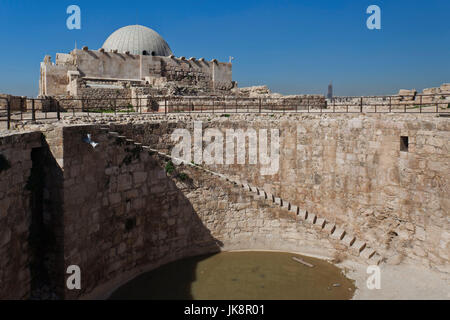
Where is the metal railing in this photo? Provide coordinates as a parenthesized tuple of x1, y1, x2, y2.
(1, 93, 449, 130)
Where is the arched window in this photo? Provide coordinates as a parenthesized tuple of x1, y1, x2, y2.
(142, 50, 148, 55)
(151, 51, 155, 56)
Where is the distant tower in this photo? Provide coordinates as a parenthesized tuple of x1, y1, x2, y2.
(327, 82, 333, 99)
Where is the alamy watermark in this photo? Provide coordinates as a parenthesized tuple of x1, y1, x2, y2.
(66, 5, 81, 30)
(66, 265, 81, 290)
(171, 122, 280, 175)
(366, 265, 381, 290)
(366, 5, 381, 30)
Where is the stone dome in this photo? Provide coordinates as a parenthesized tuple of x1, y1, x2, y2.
(102, 25, 173, 56)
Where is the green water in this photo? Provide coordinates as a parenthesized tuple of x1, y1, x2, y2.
(109, 251, 355, 300)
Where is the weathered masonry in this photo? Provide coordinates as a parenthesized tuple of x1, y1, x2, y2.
(0, 112, 449, 299)
(39, 25, 233, 99)
(39, 50, 233, 97)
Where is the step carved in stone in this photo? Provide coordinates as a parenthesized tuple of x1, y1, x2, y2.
(290, 205, 299, 215)
(306, 213, 317, 224)
(257, 190, 267, 199)
(350, 240, 367, 256)
(369, 253, 383, 265)
(360, 247, 376, 260)
(298, 209, 308, 220)
(314, 218, 326, 229)
(330, 228, 346, 240)
(342, 234, 356, 247)
(274, 197, 282, 206)
(281, 201, 290, 210)
(323, 223, 336, 234)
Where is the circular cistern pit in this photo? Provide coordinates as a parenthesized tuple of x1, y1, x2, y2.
(109, 251, 355, 300)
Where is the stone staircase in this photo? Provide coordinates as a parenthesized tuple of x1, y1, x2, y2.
(100, 125, 383, 265)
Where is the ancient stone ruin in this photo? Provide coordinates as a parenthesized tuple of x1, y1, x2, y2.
(0, 24, 449, 301)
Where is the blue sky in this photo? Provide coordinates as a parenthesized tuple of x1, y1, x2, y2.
(0, 0, 448, 97)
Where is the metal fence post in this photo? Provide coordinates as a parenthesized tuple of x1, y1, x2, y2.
(360, 97, 363, 113)
(259, 98, 262, 113)
(57, 101, 60, 120)
(32, 99, 36, 122)
(164, 97, 167, 115)
(6, 98, 11, 130)
(419, 95, 422, 113)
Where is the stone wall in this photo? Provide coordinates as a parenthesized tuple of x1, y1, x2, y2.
(0, 94, 27, 112)
(0, 131, 42, 299)
(39, 60, 76, 96)
(108, 113, 449, 273)
(66, 125, 365, 299)
(58, 126, 220, 299)
(39, 49, 233, 96)
(1, 111, 448, 299)
(328, 84, 450, 111)
(54, 124, 347, 299)
(0, 123, 370, 299)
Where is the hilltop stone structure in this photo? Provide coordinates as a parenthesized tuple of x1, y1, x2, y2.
(0, 23, 448, 301)
(36, 24, 328, 113)
(39, 25, 235, 100)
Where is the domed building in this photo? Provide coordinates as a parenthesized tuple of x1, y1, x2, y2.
(39, 24, 234, 102)
(102, 25, 173, 56)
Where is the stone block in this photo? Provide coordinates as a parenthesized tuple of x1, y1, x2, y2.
(242, 184, 251, 191)
(298, 209, 307, 220)
(281, 201, 290, 210)
(360, 247, 376, 260)
(133, 171, 147, 184)
(305, 213, 316, 224)
(232, 179, 241, 186)
(350, 240, 367, 256)
(250, 186, 258, 193)
(341, 234, 356, 247)
(314, 218, 326, 229)
(369, 253, 383, 265)
(330, 228, 346, 240)
(274, 197, 282, 206)
(257, 189, 267, 199)
(289, 205, 299, 215)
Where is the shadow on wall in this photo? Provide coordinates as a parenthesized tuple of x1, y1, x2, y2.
(27, 138, 65, 299)
(108, 253, 218, 300)
(0, 126, 225, 300)
(58, 126, 224, 300)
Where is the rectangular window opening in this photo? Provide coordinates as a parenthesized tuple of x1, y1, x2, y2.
(400, 136, 409, 152)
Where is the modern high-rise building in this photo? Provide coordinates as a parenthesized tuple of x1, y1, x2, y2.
(327, 82, 333, 99)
